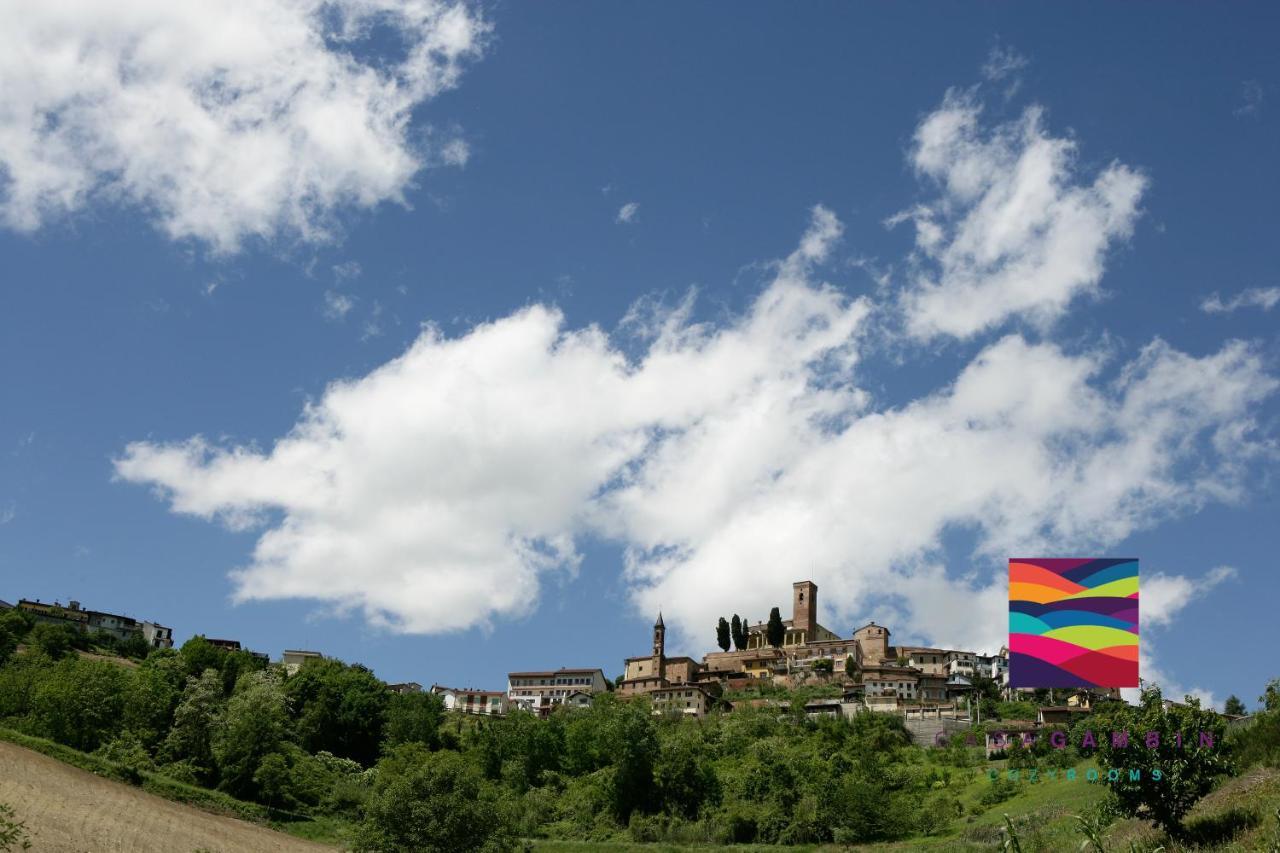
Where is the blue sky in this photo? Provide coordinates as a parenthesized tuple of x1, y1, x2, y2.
(1, 2, 1277, 708)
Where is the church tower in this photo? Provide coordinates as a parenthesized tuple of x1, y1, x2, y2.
(792, 580, 817, 637)
(652, 611, 666, 682)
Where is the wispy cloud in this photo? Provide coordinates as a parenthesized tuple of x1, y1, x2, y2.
(1201, 287, 1280, 314)
(1234, 80, 1265, 118)
(322, 291, 355, 321)
(982, 45, 1028, 82)
(332, 262, 363, 284)
(616, 202, 640, 224)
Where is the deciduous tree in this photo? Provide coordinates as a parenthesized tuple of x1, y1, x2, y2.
(1092, 685, 1231, 838)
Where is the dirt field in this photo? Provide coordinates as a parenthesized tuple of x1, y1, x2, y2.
(0, 741, 335, 853)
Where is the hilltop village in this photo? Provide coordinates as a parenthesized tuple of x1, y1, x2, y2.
(5, 579, 1119, 729)
(502, 579, 1121, 722)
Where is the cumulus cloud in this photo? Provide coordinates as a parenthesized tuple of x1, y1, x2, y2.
(116, 205, 1277, 646)
(616, 202, 640, 224)
(1116, 565, 1238, 708)
(895, 90, 1146, 340)
(1201, 287, 1280, 314)
(1143, 564, 1238, 629)
(0, 0, 487, 253)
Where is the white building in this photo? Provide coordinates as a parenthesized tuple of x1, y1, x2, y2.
(282, 649, 323, 675)
(507, 667, 608, 716)
(141, 621, 173, 649)
(431, 684, 507, 716)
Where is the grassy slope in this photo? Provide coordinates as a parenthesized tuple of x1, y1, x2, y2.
(0, 727, 350, 847)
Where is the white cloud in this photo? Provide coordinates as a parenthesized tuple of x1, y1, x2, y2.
(1201, 287, 1280, 314)
(1142, 564, 1237, 629)
(896, 90, 1146, 340)
(0, 501, 15, 525)
(116, 206, 1278, 646)
(322, 291, 355, 321)
(0, 0, 487, 253)
(616, 202, 640, 224)
(1119, 565, 1237, 708)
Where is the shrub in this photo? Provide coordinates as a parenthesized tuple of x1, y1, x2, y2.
(978, 774, 1018, 806)
(354, 748, 516, 852)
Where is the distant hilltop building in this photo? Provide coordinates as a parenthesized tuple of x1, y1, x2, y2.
(204, 637, 269, 662)
(16, 598, 173, 649)
(431, 684, 507, 716)
(281, 649, 323, 674)
(618, 612, 717, 717)
(506, 667, 608, 717)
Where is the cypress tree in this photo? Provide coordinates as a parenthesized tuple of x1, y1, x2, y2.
(766, 607, 785, 648)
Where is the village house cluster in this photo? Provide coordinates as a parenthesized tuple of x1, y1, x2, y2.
(491, 579, 1120, 722)
(6, 597, 175, 650)
(1, 595, 278, 666)
(5, 582, 1124, 733)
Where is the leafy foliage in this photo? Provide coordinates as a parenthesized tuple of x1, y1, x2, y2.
(354, 748, 515, 852)
(285, 658, 389, 766)
(383, 689, 445, 751)
(1262, 679, 1280, 713)
(213, 668, 289, 799)
(1091, 685, 1232, 837)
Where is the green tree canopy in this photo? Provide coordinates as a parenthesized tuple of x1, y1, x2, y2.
(213, 668, 289, 799)
(716, 617, 731, 653)
(32, 657, 130, 751)
(160, 668, 224, 782)
(1224, 694, 1247, 716)
(731, 614, 744, 651)
(1260, 678, 1280, 713)
(1091, 685, 1231, 838)
(0, 624, 16, 667)
(355, 747, 515, 852)
(383, 690, 445, 751)
(766, 608, 785, 649)
(178, 635, 227, 682)
(285, 657, 390, 766)
(28, 623, 80, 660)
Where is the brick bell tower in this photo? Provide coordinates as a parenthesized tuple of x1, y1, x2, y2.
(792, 580, 817, 636)
(652, 611, 666, 681)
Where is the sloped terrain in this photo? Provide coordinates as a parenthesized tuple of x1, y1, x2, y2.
(0, 741, 333, 853)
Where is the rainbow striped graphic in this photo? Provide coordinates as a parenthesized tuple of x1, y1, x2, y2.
(1008, 558, 1139, 688)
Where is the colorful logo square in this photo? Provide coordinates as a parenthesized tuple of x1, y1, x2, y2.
(1008, 558, 1139, 688)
